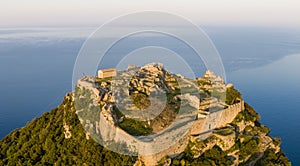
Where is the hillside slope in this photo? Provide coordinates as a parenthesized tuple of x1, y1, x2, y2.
(0, 65, 291, 165)
(0, 94, 137, 165)
(0, 94, 290, 165)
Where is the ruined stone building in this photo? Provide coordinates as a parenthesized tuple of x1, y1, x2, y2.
(97, 68, 116, 78)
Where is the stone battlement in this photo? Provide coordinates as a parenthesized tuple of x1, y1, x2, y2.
(191, 99, 244, 136)
(77, 77, 245, 166)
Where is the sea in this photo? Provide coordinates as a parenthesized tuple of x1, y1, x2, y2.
(0, 26, 299, 164)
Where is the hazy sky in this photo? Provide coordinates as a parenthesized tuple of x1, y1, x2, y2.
(1, 0, 300, 27)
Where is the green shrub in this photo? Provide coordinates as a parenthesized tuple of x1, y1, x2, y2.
(258, 125, 270, 134)
(232, 112, 244, 124)
(130, 93, 151, 110)
(119, 118, 152, 136)
(225, 87, 241, 105)
(214, 128, 234, 136)
(239, 139, 259, 160)
(257, 149, 291, 166)
(0, 96, 137, 165)
(273, 138, 281, 147)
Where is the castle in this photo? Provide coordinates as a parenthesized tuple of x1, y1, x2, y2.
(76, 77, 245, 166)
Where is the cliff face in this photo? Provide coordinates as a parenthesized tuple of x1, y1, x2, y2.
(0, 64, 291, 166)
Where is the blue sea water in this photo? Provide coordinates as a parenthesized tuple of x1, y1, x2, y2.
(228, 54, 300, 164)
(0, 26, 299, 164)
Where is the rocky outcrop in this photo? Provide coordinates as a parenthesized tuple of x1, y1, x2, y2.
(0, 62, 290, 166)
(73, 63, 290, 166)
(128, 63, 172, 95)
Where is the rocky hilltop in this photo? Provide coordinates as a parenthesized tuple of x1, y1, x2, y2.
(0, 63, 291, 166)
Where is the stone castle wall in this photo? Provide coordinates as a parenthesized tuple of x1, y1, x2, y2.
(78, 79, 245, 166)
(191, 100, 244, 137)
(96, 105, 194, 166)
(98, 98, 244, 165)
(140, 100, 244, 165)
(191, 118, 205, 135)
(217, 100, 244, 128)
(139, 133, 190, 166)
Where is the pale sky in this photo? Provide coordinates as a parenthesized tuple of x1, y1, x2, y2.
(1, 0, 300, 27)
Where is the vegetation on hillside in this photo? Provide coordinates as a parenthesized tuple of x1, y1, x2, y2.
(171, 144, 234, 165)
(0, 69, 291, 165)
(130, 93, 151, 110)
(232, 103, 261, 125)
(119, 118, 152, 136)
(257, 149, 291, 165)
(168, 102, 291, 166)
(226, 86, 242, 105)
(0, 95, 137, 165)
(0, 97, 291, 166)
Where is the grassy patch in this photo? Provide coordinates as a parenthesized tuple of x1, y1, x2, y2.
(119, 118, 152, 136)
(130, 93, 150, 110)
(214, 128, 234, 136)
